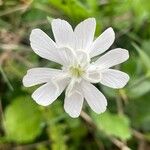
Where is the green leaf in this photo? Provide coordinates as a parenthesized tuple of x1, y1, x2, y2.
(128, 79, 150, 98)
(22, 8, 47, 22)
(49, 124, 67, 150)
(126, 94, 150, 131)
(3, 96, 43, 143)
(92, 111, 131, 140)
(101, 86, 117, 98)
(142, 40, 150, 56)
(144, 133, 150, 141)
(132, 42, 150, 71)
(0, 65, 13, 91)
(86, 0, 98, 10)
(48, 0, 90, 21)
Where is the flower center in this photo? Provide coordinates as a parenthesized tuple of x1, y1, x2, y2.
(69, 65, 85, 78)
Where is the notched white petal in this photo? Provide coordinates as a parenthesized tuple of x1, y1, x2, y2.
(51, 19, 75, 48)
(90, 27, 115, 57)
(74, 18, 96, 50)
(100, 69, 130, 89)
(64, 91, 84, 118)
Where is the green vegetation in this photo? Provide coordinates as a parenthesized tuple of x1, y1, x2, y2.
(0, 0, 150, 149)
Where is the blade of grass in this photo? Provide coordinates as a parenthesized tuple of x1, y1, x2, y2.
(132, 42, 150, 71)
(0, 65, 14, 91)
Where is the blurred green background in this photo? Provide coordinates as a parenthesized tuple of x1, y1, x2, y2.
(0, 0, 150, 150)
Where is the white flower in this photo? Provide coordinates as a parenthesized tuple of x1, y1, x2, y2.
(23, 18, 129, 118)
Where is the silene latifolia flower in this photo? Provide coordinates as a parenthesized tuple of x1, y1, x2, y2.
(23, 18, 129, 118)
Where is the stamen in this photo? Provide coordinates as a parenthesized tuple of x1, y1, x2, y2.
(69, 65, 85, 78)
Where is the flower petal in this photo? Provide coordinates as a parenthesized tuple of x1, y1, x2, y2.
(64, 91, 84, 118)
(100, 69, 129, 89)
(30, 29, 66, 64)
(51, 19, 75, 49)
(89, 27, 115, 57)
(32, 78, 68, 106)
(81, 81, 107, 113)
(74, 18, 96, 50)
(23, 68, 62, 87)
(94, 48, 129, 69)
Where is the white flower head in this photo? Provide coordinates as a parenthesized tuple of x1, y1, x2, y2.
(23, 18, 129, 118)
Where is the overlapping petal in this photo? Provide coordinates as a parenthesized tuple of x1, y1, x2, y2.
(89, 27, 115, 57)
(30, 29, 75, 65)
(100, 69, 129, 88)
(81, 81, 107, 113)
(56, 47, 76, 66)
